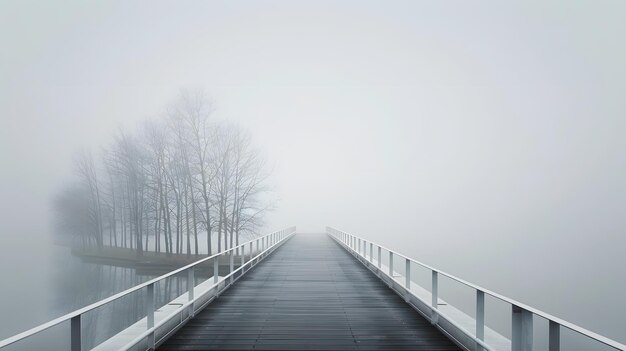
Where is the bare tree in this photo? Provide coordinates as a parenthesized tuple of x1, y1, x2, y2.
(226, 125, 272, 247)
(168, 90, 216, 254)
(75, 150, 105, 248)
(53, 90, 273, 257)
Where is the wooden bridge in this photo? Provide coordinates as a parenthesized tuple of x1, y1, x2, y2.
(158, 234, 458, 350)
(1, 227, 625, 351)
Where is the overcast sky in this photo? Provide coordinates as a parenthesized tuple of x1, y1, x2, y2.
(2, 0, 626, 276)
(1, 0, 626, 342)
(2, 0, 625, 236)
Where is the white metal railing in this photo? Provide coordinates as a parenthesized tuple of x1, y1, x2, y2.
(0, 227, 296, 351)
(327, 226, 626, 351)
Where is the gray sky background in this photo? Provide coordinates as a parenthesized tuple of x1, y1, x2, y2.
(1, 0, 626, 341)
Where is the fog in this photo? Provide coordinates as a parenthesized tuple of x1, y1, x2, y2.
(1, 1, 625, 349)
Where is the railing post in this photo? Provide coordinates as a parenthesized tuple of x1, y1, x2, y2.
(229, 250, 234, 284)
(187, 267, 195, 316)
(549, 321, 560, 351)
(241, 244, 246, 273)
(431, 271, 438, 324)
(70, 315, 81, 351)
(369, 242, 373, 262)
(389, 252, 394, 276)
(213, 256, 219, 284)
(357, 238, 361, 255)
(405, 258, 411, 289)
(476, 290, 485, 351)
(377, 246, 381, 269)
(512, 305, 533, 351)
(146, 282, 155, 349)
(249, 242, 253, 265)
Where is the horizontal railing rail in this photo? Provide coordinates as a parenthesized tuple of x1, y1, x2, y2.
(327, 226, 626, 351)
(0, 226, 296, 351)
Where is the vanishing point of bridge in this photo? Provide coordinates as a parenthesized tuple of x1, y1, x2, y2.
(1, 227, 624, 351)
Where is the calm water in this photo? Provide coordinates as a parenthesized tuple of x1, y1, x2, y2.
(0, 237, 196, 350)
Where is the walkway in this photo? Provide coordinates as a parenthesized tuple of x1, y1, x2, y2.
(158, 233, 460, 350)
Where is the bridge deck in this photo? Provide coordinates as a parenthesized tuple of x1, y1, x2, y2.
(158, 233, 460, 350)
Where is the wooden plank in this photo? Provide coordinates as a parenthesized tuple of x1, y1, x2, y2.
(158, 234, 460, 350)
